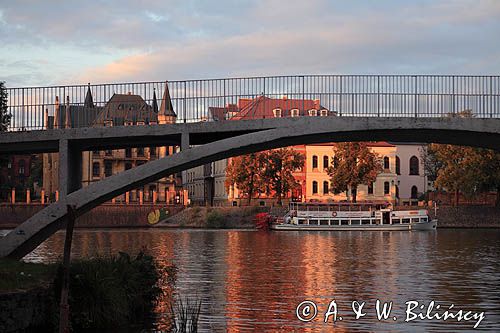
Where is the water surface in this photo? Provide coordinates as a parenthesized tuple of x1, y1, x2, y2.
(18, 229, 500, 332)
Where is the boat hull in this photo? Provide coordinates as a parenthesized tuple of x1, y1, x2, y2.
(270, 220, 438, 231)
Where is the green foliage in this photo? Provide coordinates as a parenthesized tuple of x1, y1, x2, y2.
(261, 148, 305, 205)
(0, 259, 56, 292)
(327, 142, 382, 203)
(425, 144, 500, 205)
(206, 210, 226, 228)
(225, 153, 266, 204)
(53, 251, 176, 329)
(0, 81, 10, 132)
(170, 297, 202, 333)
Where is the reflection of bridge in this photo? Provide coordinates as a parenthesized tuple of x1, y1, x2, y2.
(1, 75, 500, 259)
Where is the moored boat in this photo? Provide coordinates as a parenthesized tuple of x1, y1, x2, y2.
(271, 202, 437, 231)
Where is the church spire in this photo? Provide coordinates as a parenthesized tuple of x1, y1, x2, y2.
(152, 88, 158, 113)
(159, 82, 176, 117)
(84, 83, 94, 108)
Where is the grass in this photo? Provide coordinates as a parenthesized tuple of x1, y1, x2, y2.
(170, 297, 202, 333)
(206, 210, 226, 228)
(0, 259, 56, 292)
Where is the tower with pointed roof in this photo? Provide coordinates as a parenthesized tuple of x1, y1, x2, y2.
(158, 82, 177, 125)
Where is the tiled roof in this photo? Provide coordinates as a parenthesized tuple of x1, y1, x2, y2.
(93, 93, 158, 125)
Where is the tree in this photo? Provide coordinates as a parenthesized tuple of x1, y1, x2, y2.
(261, 148, 305, 206)
(327, 142, 382, 203)
(425, 144, 500, 206)
(225, 153, 266, 205)
(0, 81, 10, 132)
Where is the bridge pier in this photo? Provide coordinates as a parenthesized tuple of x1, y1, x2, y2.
(58, 139, 82, 201)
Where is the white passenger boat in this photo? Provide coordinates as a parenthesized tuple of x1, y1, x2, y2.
(271, 202, 437, 231)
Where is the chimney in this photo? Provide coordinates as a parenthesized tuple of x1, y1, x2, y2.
(65, 96, 71, 129)
(54, 96, 60, 129)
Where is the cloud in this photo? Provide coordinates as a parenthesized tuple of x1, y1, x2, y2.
(1, 0, 500, 86)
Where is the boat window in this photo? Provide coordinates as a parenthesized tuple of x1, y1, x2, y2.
(320, 220, 329, 225)
(421, 217, 428, 222)
(298, 219, 305, 225)
(412, 218, 420, 223)
(362, 219, 370, 225)
(402, 218, 410, 224)
(393, 218, 400, 224)
(309, 220, 318, 225)
(341, 220, 349, 225)
(352, 220, 361, 225)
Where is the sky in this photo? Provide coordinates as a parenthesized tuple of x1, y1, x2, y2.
(1, 0, 499, 87)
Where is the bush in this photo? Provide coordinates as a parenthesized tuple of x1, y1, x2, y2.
(206, 210, 226, 228)
(53, 251, 176, 330)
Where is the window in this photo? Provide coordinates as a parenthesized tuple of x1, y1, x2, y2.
(137, 121, 145, 126)
(383, 156, 390, 170)
(18, 159, 25, 175)
(312, 181, 318, 194)
(333, 156, 339, 168)
(323, 156, 329, 169)
(137, 148, 145, 157)
(368, 182, 374, 195)
(396, 156, 401, 175)
(125, 162, 132, 170)
(312, 155, 318, 169)
(92, 162, 100, 177)
(409, 156, 419, 175)
(125, 148, 132, 158)
(320, 109, 328, 117)
(273, 108, 282, 118)
(104, 120, 113, 127)
(323, 181, 329, 194)
(104, 161, 113, 177)
(290, 109, 299, 117)
(411, 185, 418, 199)
(105, 149, 113, 156)
(384, 181, 390, 195)
(308, 109, 317, 117)
(150, 147, 156, 157)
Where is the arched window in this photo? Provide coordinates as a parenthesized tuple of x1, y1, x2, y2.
(290, 108, 299, 117)
(411, 186, 418, 199)
(104, 161, 113, 177)
(273, 108, 282, 118)
(409, 156, 419, 175)
(384, 181, 390, 195)
(323, 156, 329, 169)
(323, 181, 329, 194)
(368, 182, 374, 195)
(312, 181, 318, 194)
(383, 156, 390, 170)
(312, 155, 318, 169)
(92, 162, 100, 177)
(396, 156, 401, 175)
(18, 159, 25, 175)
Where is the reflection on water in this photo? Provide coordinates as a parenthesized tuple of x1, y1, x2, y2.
(16, 229, 500, 332)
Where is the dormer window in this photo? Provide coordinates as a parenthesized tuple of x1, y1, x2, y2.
(137, 121, 145, 126)
(290, 109, 299, 117)
(273, 108, 282, 118)
(104, 120, 113, 127)
(149, 120, 158, 125)
(320, 109, 328, 117)
(125, 121, 133, 126)
(308, 109, 317, 117)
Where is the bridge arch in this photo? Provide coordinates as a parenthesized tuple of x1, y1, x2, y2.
(1, 116, 500, 259)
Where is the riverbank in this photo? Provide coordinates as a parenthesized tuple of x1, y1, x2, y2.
(158, 206, 271, 228)
(430, 206, 500, 228)
(0, 252, 176, 332)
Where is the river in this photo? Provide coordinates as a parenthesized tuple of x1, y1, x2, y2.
(19, 229, 500, 332)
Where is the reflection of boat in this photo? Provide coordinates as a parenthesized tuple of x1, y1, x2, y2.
(271, 202, 437, 231)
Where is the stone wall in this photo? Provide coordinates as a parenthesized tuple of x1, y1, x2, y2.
(0, 204, 184, 229)
(0, 287, 53, 332)
(430, 206, 500, 228)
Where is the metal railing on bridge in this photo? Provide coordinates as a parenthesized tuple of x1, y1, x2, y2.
(5, 75, 500, 131)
